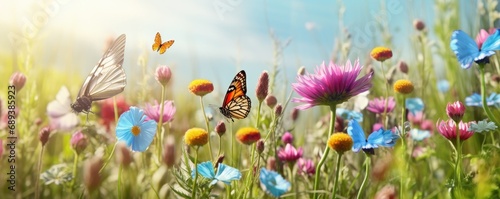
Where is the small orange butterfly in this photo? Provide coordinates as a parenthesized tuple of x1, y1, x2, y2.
(219, 70, 251, 122)
(152, 32, 174, 54)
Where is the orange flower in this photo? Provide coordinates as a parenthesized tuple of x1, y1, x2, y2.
(370, 47, 393, 62)
(328, 133, 353, 154)
(184, 128, 208, 147)
(236, 127, 261, 145)
(188, 79, 214, 96)
(393, 79, 414, 94)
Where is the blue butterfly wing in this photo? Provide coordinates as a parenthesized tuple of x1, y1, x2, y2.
(366, 128, 398, 148)
(478, 29, 500, 60)
(347, 120, 366, 152)
(191, 161, 215, 180)
(450, 30, 480, 69)
(215, 163, 241, 185)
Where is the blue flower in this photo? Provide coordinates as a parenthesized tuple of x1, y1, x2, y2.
(465, 93, 500, 107)
(468, 120, 498, 133)
(347, 120, 399, 153)
(259, 168, 290, 197)
(191, 161, 241, 186)
(437, 79, 450, 93)
(116, 106, 157, 152)
(450, 29, 500, 69)
(409, 129, 431, 141)
(336, 108, 363, 122)
(405, 98, 424, 116)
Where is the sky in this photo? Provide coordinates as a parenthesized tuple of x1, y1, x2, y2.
(0, 0, 479, 99)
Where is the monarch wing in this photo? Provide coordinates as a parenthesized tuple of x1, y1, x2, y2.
(77, 34, 127, 101)
(225, 95, 251, 119)
(158, 40, 175, 54)
(152, 32, 162, 51)
(222, 70, 247, 106)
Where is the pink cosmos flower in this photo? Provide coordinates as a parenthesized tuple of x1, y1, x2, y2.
(144, 100, 176, 124)
(436, 119, 474, 141)
(292, 60, 373, 110)
(297, 158, 315, 176)
(277, 143, 303, 162)
(366, 97, 395, 114)
(446, 101, 465, 122)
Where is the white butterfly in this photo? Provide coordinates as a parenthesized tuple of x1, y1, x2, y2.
(47, 86, 79, 131)
(71, 34, 127, 113)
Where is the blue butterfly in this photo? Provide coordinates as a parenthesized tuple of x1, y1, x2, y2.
(450, 29, 500, 69)
(347, 120, 399, 153)
(191, 161, 241, 186)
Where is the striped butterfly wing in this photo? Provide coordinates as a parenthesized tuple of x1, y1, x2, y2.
(220, 70, 251, 120)
(77, 34, 127, 101)
(152, 32, 174, 54)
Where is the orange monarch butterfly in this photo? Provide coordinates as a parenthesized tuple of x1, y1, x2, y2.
(219, 70, 251, 122)
(152, 32, 174, 54)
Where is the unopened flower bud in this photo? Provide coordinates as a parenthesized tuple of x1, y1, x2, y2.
(155, 65, 172, 86)
(9, 72, 26, 91)
(256, 71, 269, 102)
(282, 132, 293, 144)
(291, 108, 299, 121)
(446, 101, 465, 123)
(491, 74, 500, 84)
(39, 127, 51, 146)
(215, 120, 226, 136)
(163, 135, 176, 167)
(256, 139, 265, 154)
(274, 104, 283, 117)
(84, 156, 103, 192)
(70, 130, 88, 154)
(398, 61, 409, 74)
(297, 66, 306, 76)
(265, 95, 277, 109)
(413, 19, 425, 31)
(116, 142, 133, 167)
(267, 157, 276, 171)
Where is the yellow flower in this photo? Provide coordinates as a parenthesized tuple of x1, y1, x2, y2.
(393, 79, 414, 94)
(328, 133, 353, 154)
(188, 79, 214, 96)
(236, 127, 261, 145)
(184, 128, 208, 147)
(370, 47, 393, 62)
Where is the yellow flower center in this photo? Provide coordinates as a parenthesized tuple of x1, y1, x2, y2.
(393, 79, 414, 94)
(328, 133, 353, 154)
(131, 126, 141, 136)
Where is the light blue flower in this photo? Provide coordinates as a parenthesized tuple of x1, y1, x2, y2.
(336, 108, 363, 122)
(437, 79, 450, 93)
(450, 29, 500, 69)
(259, 168, 290, 197)
(409, 129, 431, 141)
(406, 98, 424, 116)
(347, 120, 399, 153)
(116, 106, 157, 152)
(465, 93, 500, 107)
(191, 161, 241, 186)
(468, 120, 498, 133)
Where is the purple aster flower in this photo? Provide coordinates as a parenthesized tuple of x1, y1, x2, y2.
(366, 97, 396, 114)
(292, 60, 373, 110)
(144, 100, 176, 124)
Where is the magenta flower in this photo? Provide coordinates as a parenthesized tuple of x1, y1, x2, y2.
(366, 97, 395, 114)
(70, 130, 88, 154)
(292, 60, 373, 110)
(446, 101, 465, 122)
(277, 143, 303, 163)
(155, 65, 172, 86)
(297, 158, 315, 176)
(436, 119, 474, 141)
(144, 100, 176, 124)
(281, 132, 293, 144)
(476, 28, 497, 48)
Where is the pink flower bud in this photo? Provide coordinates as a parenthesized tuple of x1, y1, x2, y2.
(70, 130, 88, 154)
(413, 19, 425, 31)
(9, 72, 26, 91)
(155, 65, 172, 86)
(215, 120, 226, 136)
(446, 101, 465, 123)
(265, 95, 277, 109)
(163, 135, 176, 167)
(116, 142, 133, 167)
(256, 139, 265, 154)
(281, 132, 293, 144)
(39, 127, 51, 146)
(84, 156, 103, 192)
(256, 71, 269, 102)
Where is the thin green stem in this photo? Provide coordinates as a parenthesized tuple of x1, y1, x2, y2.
(479, 65, 500, 126)
(199, 96, 214, 161)
(230, 122, 234, 165)
(454, 123, 462, 197)
(71, 150, 79, 189)
(99, 142, 118, 173)
(313, 105, 337, 199)
(192, 147, 200, 199)
(380, 61, 390, 127)
(332, 153, 343, 199)
(157, 85, 166, 163)
(356, 155, 370, 199)
(35, 146, 44, 199)
(399, 96, 408, 198)
(256, 101, 262, 128)
(241, 144, 257, 198)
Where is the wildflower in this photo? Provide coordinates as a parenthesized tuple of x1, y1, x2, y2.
(282, 132, 294, 144)
(406, 98, 424, 116)
(409, 129, 431, 141)
(446, 101, 465, 122)
(143, 100, 176, 124)
(265, 95, 277, 109)
(40, 164, 72, 185)
(328, 133, 353, 154)
(297, 158, 315, 176)
(256, 139, 265, 154)
(116, 107, 157, 152)
(413, 19, 425, 31)
(469, 120, 498, 133)
(116, 142, 133, 167)
(192, 161, 241, 186)
(188, 79, 214, 96)
(99, 96, 129, 131)
(256, 71, 269, 102)
(420, 120, 434, 132)
(336, 108, 363, 122)
(274, 104, 283, 117)
(374, 185, 397, 199)
(214, 120, 226, 136)
(83, 156, 103, 192)
(393, 79, 414, 94)
(450, 29, 500, 69)
(465, 93, 500, 107)
(184, 128, 209, 147)
(267, 157, 276, 171)
(366, 97, 396, 114)
(437, 79, 450, 93)
(291, 108, 299, 121)
(155, 65, 172, 86)
(236, 127, 261, 145)
(347, 120, 399, 154)
(163, 135, 176, 167)
(372, 123, 384, 132)
(292, 60, 373, 110)
(370, 47, 393, 62)
(475, 29, 496, 49)
(259, 168, 291, 197)
(39, 127, 51, 146)
(436, 119, 474, 141)
(278, 143, 303, 162)
(70, 130, 88, 154)
(398, 61, 409, 74)
(9, 72, 26, 91)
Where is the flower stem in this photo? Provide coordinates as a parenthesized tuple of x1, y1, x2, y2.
(242, 144, 257, 198)
(35, 146, 44, 199)
(399, 98, 408, 199)
(479, 65, 500, 127)
(313, 105, 337, 199)
(380, 61, 390, 127)
(332, 153, 343, 199)
(192, 147, 200, 199)
(356, 155, 370, 199)
(199, 96, 214, 161)
(454, 123, 462, 197)
(256, 101, 262, 128)
(71, 150, 79, 189)
(99, 142, 118, 173)
(157, 85, 166, 163)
